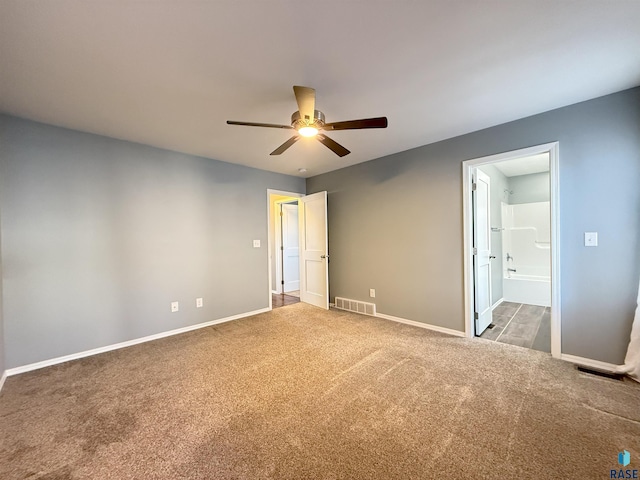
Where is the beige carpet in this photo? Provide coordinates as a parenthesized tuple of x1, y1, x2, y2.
(1, 303, 639, 479)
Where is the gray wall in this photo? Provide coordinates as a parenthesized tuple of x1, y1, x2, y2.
(0, 206, 4, 378)
(0, 115, 305, 369)
(509, 172, 550, 204)
(478, 165, 509, 305)
(307, 87, 640, 365)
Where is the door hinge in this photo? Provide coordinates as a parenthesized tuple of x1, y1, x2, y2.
(279, 211, 283, 216)
(474, 312, 479, 320)
(473, 247, 477, 255)
(472, 182, 477, 191)
(281, 246, 284, 251)
(281, 280, 285, 285)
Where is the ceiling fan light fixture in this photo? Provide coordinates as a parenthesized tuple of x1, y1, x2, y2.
(298, 126, 319, 137)
(227, 86, 387, 157)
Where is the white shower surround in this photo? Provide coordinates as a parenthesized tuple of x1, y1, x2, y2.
(502, 201, 551, 307)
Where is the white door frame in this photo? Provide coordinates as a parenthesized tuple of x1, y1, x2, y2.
(267, 189, 304, 310)
(462, 142, 561, 358)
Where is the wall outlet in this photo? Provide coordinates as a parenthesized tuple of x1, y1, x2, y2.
(196, 297, 203, 308)
(171, 301, 179, 313)
(253, 239, 261, 248)
(369, 289, 376, 298)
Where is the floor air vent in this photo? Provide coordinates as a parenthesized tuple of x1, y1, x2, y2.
(334, 297, 376, 316)
(576, 366, 624, 381)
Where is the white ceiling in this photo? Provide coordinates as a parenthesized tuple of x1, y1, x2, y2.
(494, 153, 549, 177)
(1, 1, 639, 178)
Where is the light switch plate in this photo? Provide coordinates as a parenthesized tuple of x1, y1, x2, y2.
(196, 297, 203, 308)
(584, 232, 598, 247)
(253, 239, 261, 248)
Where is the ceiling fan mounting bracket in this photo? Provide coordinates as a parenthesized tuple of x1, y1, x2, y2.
(291, 110, 325, 131)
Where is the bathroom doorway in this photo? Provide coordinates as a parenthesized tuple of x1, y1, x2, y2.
(463, 143, 561, 358)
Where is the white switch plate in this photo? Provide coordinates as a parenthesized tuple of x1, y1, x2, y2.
(196, 297, 203, 308)
(171, 301, 179, 313)
(253, 239, 261, 248)
(370, 289, 376, 298)
(584, 232, 598, 247)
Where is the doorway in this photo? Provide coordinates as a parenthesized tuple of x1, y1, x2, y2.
(276, 200, 300, 295)
(274, 199, 301, 309)
(269, 191, 302, 309)
(267, 189, 329, 310)
(463, 143, 561, 358)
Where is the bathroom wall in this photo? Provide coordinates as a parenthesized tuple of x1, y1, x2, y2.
(508, 172, 550, 204)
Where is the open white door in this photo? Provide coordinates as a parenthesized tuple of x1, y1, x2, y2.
(473, 169, 492, 335)
(299, 191, 329, 309)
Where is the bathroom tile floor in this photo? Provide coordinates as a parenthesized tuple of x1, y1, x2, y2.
(479, 301, 551, 353)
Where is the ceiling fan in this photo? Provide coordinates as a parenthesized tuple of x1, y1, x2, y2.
(227, 86, 388, 157)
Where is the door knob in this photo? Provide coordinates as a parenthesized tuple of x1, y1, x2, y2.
(321, 254, 329, 259)
(489, 255, 496, 259)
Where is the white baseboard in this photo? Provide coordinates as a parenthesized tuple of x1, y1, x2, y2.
(560, 354, 623, 373)
(491, 298, 505, 310)
(376, 312, 466, 337)
(0, 370, 7, 393)
(6, 307, 270, 376)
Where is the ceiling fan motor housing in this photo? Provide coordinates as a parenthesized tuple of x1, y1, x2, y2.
(291, 110, 325, 130)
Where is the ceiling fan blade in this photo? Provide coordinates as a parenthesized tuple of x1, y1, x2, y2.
(293, 86, 316, 122)
(270, 136, 300, 155)
(323, 117, 388, 131)
(317, 134, 350, 157)
(227, 120, 293, 129)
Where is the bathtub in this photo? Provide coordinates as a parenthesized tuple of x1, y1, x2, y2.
(503, 273, 550, 307)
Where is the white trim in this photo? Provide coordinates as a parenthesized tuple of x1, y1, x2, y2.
(462, 142, 562, 358)
(267, 189, 304, 309)
(0, 370, 7, 393)
(560, 354, 622, 374)
(6, 307, 270, 376)
(549, 145, 561, 358)
(376, 312, 466, 337)
(491, 297, 504, 310)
